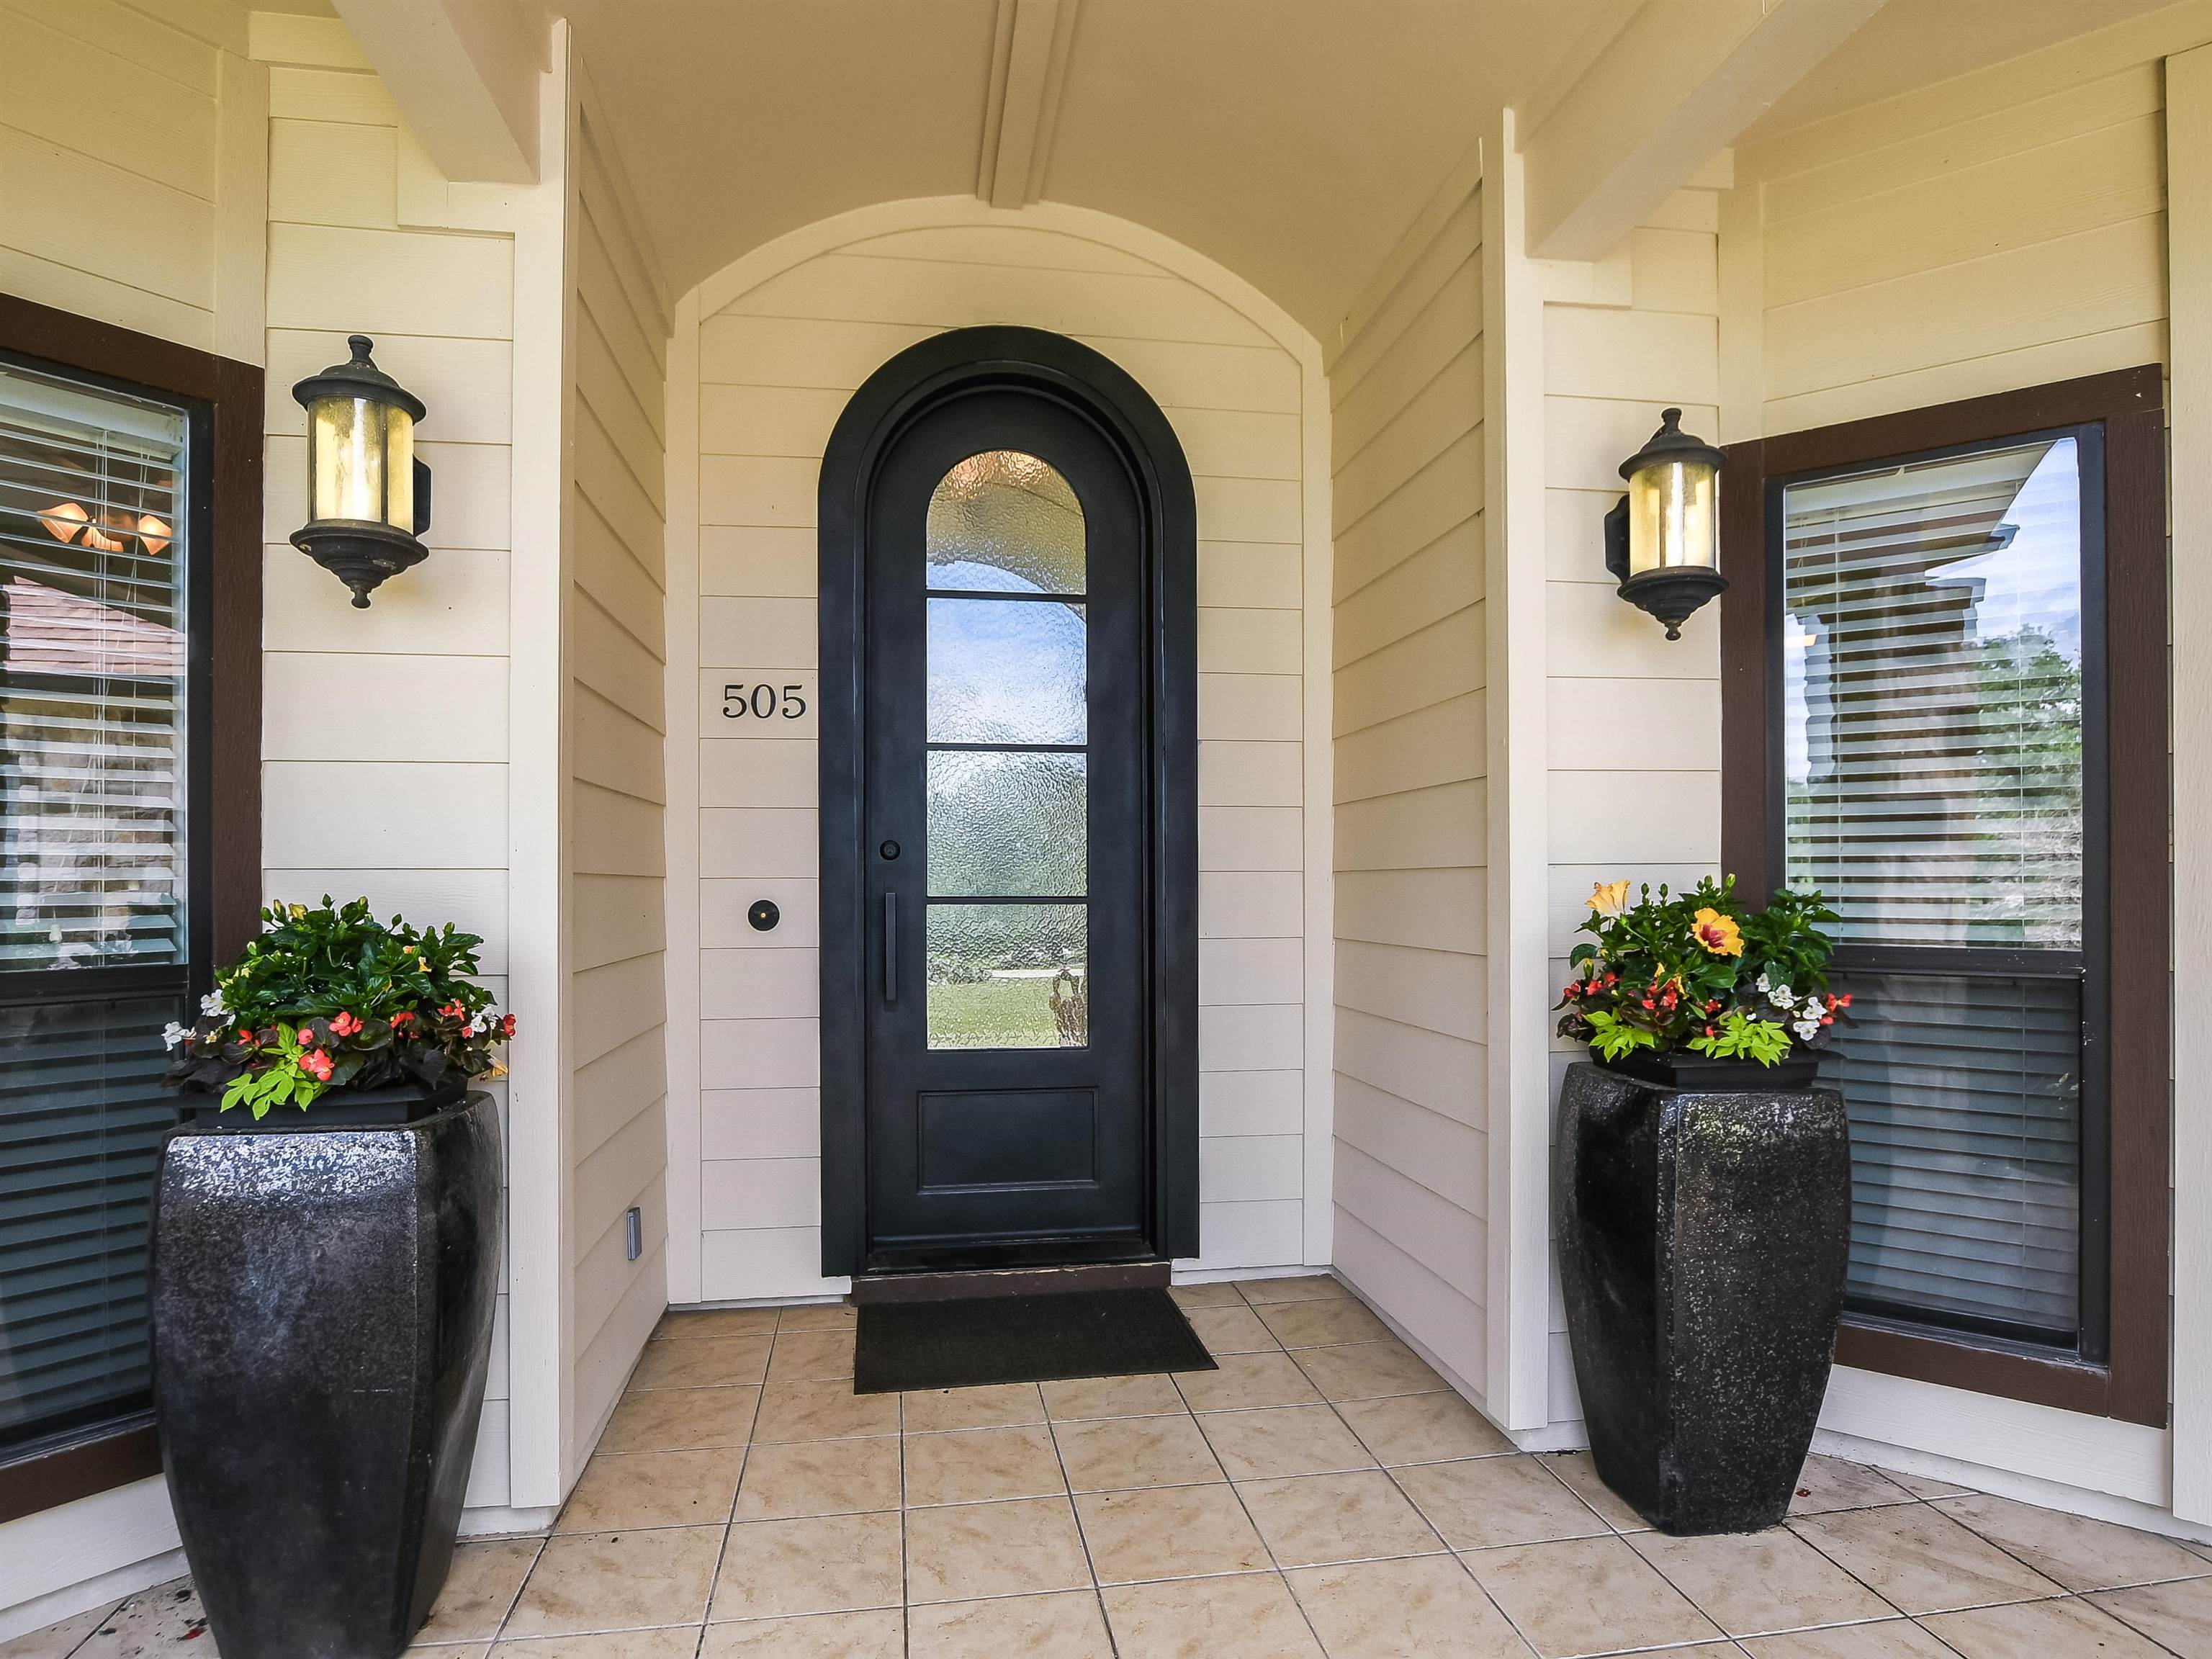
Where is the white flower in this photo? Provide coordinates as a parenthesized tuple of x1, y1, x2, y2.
(162, 1020, 191, 1051)
(1767, 983, 1796, 1010)
(1755, 972, 1770, 994)
(200, 989, 228, 1018)
(1793, 1017, 1821, 1043)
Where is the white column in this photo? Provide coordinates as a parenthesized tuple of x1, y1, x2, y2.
(2166, 40, 2212, 1526)
(1482, 112, 1555, 1430)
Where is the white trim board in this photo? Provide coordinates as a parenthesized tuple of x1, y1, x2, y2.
(2166, 37, 2212, 1528)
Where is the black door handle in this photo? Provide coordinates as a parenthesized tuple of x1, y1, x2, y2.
(884, 891, 897, 1004)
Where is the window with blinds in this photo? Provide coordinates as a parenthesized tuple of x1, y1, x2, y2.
(0, 358, 194, 1457)
(1781, 434, 2094, 1352)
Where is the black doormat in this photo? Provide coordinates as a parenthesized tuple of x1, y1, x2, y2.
(853, 1287, 1217, 1394)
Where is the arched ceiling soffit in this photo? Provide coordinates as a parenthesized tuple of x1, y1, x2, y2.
(559, 0, 1615, 340)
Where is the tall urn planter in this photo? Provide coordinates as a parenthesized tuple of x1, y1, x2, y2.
(1555, 1059, 1851, 1535)
(152, 1092, 502, 1659)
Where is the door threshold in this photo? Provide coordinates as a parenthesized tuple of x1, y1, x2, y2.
(848, 1260, 1172, 1304)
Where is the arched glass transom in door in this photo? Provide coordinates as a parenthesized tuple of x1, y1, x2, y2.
(924, 451, 1089, 1050)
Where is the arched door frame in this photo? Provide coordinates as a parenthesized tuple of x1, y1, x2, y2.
(817, 325, 1200, 1275)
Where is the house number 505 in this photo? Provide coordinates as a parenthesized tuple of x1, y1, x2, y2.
(721, 683, 807, 720)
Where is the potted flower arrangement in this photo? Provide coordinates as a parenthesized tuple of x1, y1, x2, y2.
(163, 896, 514, 1123)
(1555, 876, 1849, 1087)
(1551, 874, 1855, 1538)
(152, 899, 508, 1659)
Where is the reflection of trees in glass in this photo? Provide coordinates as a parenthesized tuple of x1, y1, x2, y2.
(1967, 624, 2081, 948)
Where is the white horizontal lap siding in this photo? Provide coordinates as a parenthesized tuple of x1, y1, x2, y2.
(565, 114, 671, 1452)
(248, 55, 522, 1506)
(1541, 197, 1727, 1426)
(1743, 59, 2169, 433)
(0, 0, 247, 351)
(685, 217, 1313, 1297)
(1326, 184, 1489, 1391)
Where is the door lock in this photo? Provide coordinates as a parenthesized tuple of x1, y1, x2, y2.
(879, 840, 901, 860)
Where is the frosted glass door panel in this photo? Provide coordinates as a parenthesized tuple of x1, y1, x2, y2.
(927, 904, 1087, 1049)
(926, 598, 1087, 745)
(926, 449, 1085, 593)
(927, 751, 1086, 897)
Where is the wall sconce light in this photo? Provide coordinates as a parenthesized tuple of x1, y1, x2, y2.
(1603, 408, 1725, 639)
(289, 336, 432, 608)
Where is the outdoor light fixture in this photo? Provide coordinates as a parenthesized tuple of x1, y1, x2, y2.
(289, 335, 432, 608)
(1603, 407, 1725, 639)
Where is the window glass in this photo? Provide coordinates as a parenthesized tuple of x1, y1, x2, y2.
(1781, 438, 2087, 1347)
(0, 358, 194, 1457)
(0, 363, 189, 971)
(1784, 439, 2083, 948)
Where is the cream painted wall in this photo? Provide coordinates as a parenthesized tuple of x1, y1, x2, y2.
(1323, 183, 1491, 1400)
(562, 89, 672, 1457)
(1542, 189, 1727, 1429)
(1713, 7, 2185, 1516)
(253, 12, 526, 1514)
(663, 201, 1331, 1302)
(0, 0, 266, 363)
(1739, 17, 2169, 439)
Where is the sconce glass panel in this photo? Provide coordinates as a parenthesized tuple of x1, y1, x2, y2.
(1627, 457, 1718, 576)
(310, 396, 385, 525)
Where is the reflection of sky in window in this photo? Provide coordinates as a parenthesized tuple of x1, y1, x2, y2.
(1923, 438, 2081, 663)
(1782, 439, 2081, 785)
(927, 598, 1087, 745)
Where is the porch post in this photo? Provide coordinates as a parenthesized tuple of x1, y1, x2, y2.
(1482, 111, 1555, 1431)
(2165, 38, 2212, 1527)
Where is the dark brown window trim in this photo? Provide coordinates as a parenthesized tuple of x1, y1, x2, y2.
(0, 1424, 162, 1527)
(1720, 365, 2170, 1431)
(0, 294, 263, 1521)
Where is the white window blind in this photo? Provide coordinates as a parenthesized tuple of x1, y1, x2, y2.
(0, 363, 189, 973)
(0, 359, 191, 1453)
(1781, 437, 2087, 1347)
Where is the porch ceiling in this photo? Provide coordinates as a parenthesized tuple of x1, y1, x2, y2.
(557, 0, 1615, 335)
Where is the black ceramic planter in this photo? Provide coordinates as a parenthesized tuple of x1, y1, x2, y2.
(153, 1091, 501, 1659)
(1555, 1060, 1850, 1535)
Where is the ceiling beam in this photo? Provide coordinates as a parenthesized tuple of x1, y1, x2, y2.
(1520, 0, 1882, 261)
(976, 0, 1079, 209)
(333, 0, 548, 184)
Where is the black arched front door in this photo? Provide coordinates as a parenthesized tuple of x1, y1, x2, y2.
(818, 328, 1197, 1277)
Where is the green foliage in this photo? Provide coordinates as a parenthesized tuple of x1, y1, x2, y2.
(164, 898, 516, 1115)
(1556, 876, 1848, 1069)
(1687, 1010, 1794, 1066)
(1583, 1010, 1660, 1062)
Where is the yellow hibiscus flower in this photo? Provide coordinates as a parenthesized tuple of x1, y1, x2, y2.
(1587, 880, 1632, 917)
(1691, 907, 1744, 957)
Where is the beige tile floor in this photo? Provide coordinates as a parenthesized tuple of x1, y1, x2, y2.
(13, 1274, 2212, 1659)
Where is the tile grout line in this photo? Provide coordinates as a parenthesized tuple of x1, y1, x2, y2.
(1223, 1275, 1444, 1659)
(896, 1377, 911, 1659)
(1902, 1496, 2198, 1659)
(1035, 1371, 1121, 1656)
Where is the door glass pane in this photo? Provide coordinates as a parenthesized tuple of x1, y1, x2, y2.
(927, 596, 1086, 745)
(927, 750, 1086, 897)
(927, 903, 1087, 1049)
(1782, 439, 2083, 948)
(927, 450, 1084, 594)
(1781, 437, 2087, 1347)
(0, 361, 190, 971)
